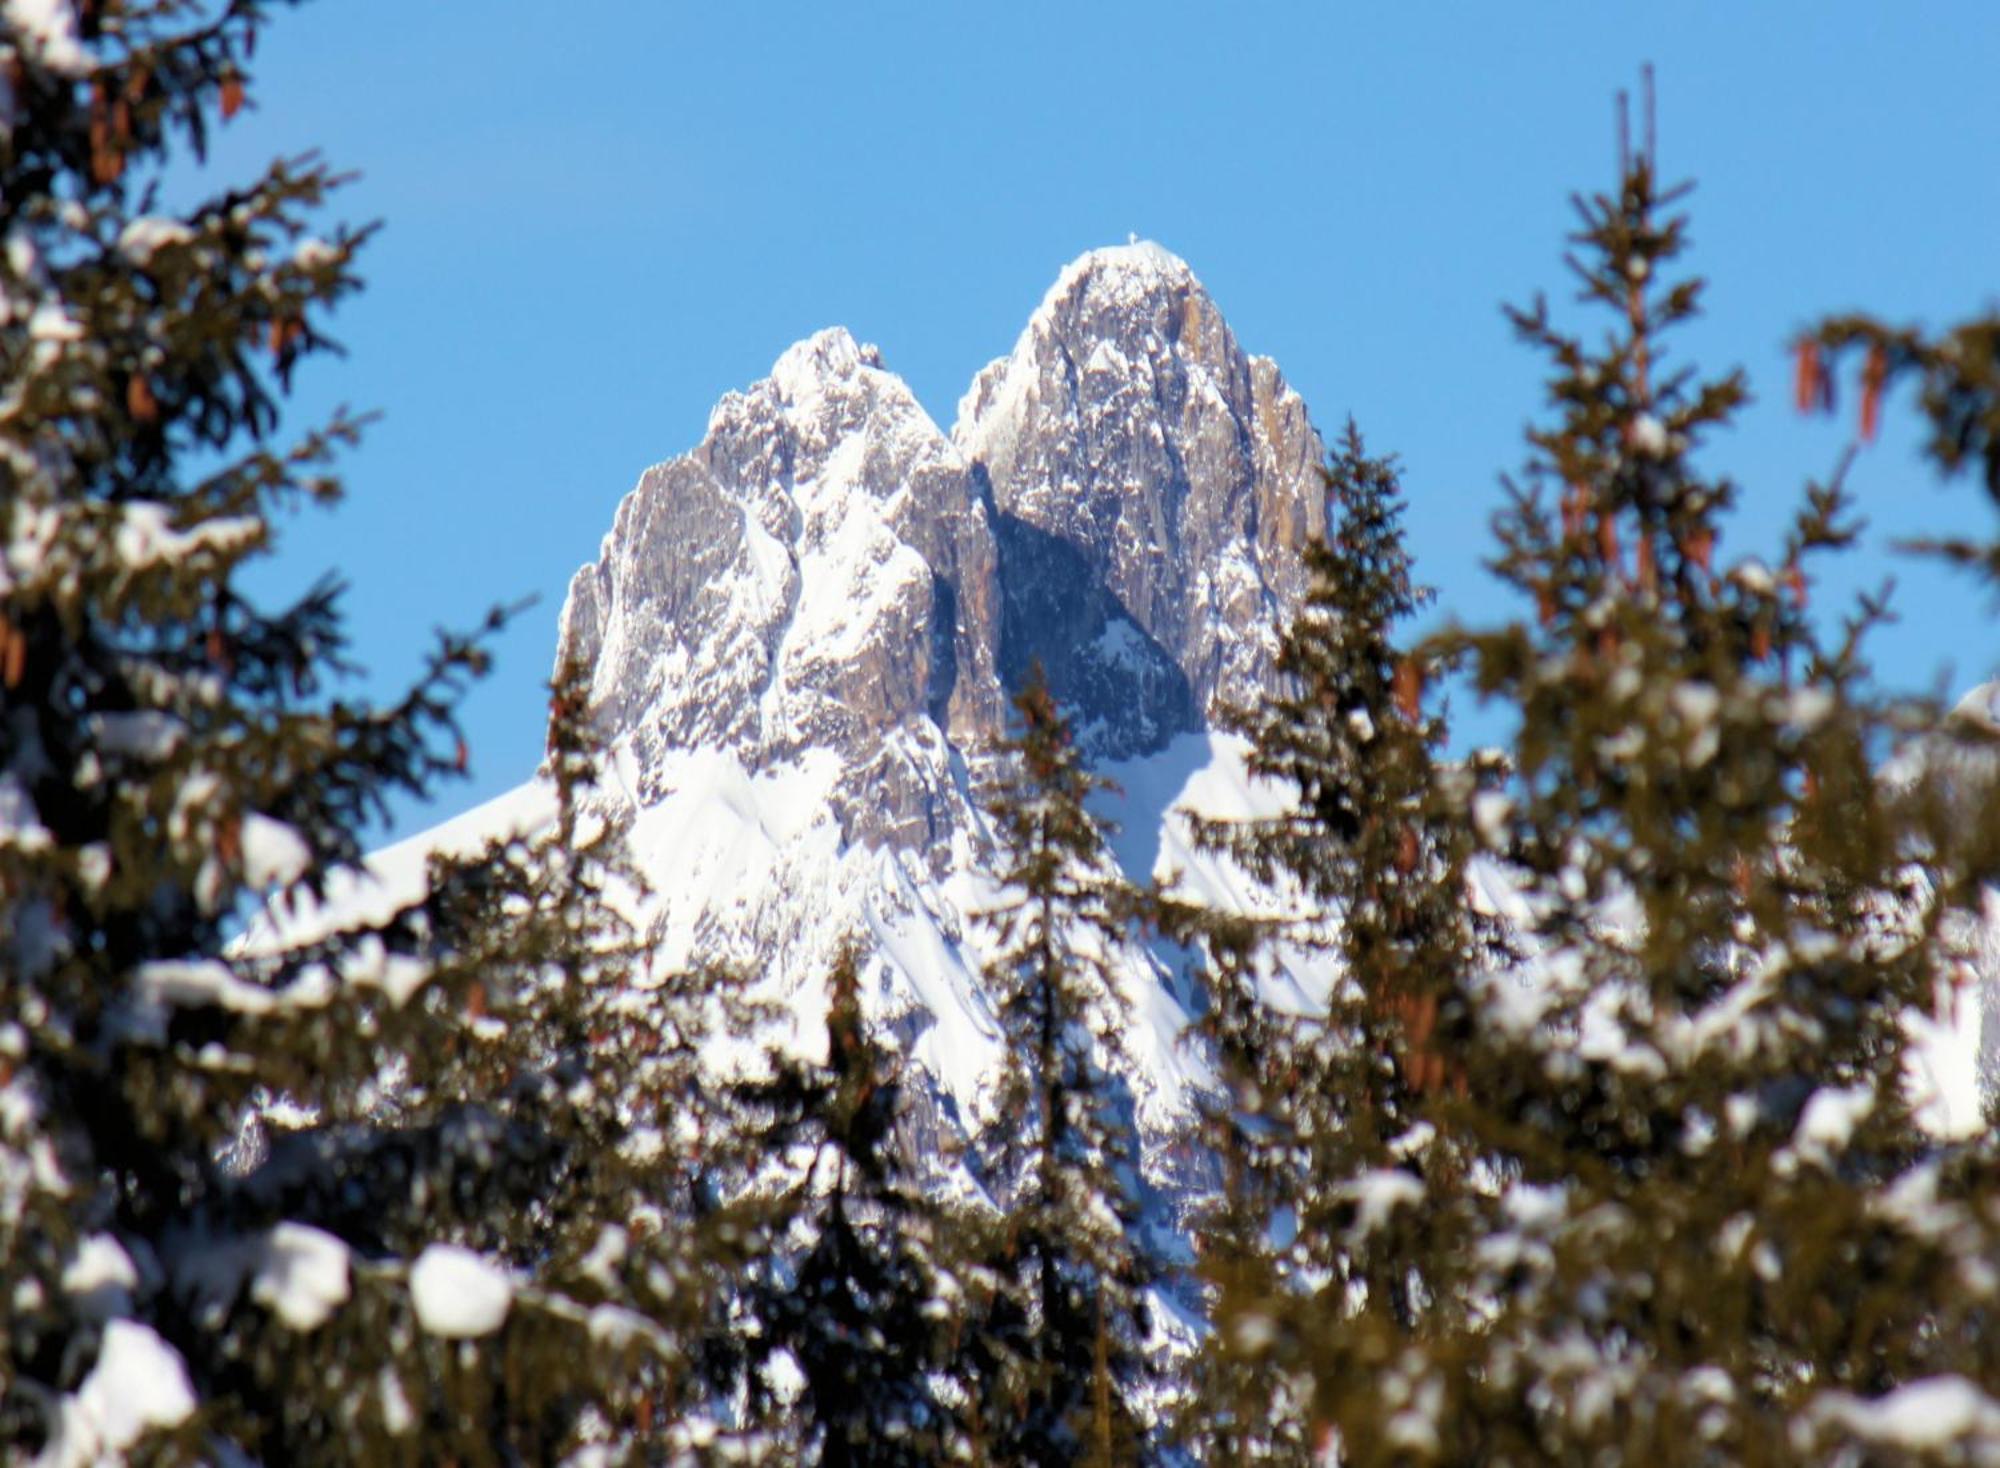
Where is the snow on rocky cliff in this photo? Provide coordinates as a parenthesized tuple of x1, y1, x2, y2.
(956, 242, 1324, 757)
(332, 244, 1330, 1194)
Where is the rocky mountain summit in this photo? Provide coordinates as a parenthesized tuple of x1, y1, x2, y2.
(531, 241, 1329, 1169)
(557, 242, 1324, 818)
(555, 325, 1005, 859)
(957, 241, 1325, 754)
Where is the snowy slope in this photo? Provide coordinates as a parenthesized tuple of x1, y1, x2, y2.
(275, 728, 1293, 1187)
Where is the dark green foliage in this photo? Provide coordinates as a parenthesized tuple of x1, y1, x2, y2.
(1184, 117, 2000, 1466)
(746, 945, 971, 1465)
(1398, 141, 1920, 1465)
(0, 1, 486, 1457)
(966, 669, 1166, 1466)
(1808, 315, 2000, 522)
(400, 660, 793, 1460)
(1174, 426, 1497, 1462)
(0, 7, 763, 1463)
(1800, 313, 2000, 990)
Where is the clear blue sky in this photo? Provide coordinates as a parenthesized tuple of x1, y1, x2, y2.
(210, 2, 2000, 835)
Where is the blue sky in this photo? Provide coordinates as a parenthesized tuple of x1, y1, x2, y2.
(210, 2, 2000, 834)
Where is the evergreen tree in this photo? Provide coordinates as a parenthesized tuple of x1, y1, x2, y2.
(739, 943, 971, 1465)
(1213, 101, 2000, 1465)
(965, 670, 1167, 1466)
(403, 659, 788, 1461)
(0, 7, 758, 1461)
(1176, 426, 1497, 1462)
(1804, 313, 2000, 593)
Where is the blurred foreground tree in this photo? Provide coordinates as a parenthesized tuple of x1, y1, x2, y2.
(1173, 426, 1501, 1462)
(963, 672, 1170, 1465)
(1189, 96, 2000, 1465)
(0, 4, 770, 1462)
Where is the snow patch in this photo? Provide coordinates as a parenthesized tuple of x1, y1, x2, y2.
(6, 0, 90, 76)
(1807, 1375, 2000, 1452)
(409, 1243, 513, 1338)
(118, 217, 195, 263)
(60, 1234, 138, 1320)
(1343, 1169, 1424, 1237)
(113, 503, 261, 573)
(240, 813, 310, 889)
(129, 960, 277, 1035)
(43, 1321, 197, 1467)
(251, 1223, 351, 1331)
(1628, 413, 1670, 457)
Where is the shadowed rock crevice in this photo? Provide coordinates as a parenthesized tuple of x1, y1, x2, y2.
(991, 507, 1199, 759)
(954, 241, 1327, 736)
(552, 241, 1322, 858)
(924, 572, 960, 732)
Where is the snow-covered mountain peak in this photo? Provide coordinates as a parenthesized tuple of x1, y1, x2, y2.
(954, 242, 1327, 752)
(1035, 237, 1201, 318)
(526, 249, 1340, 1184)
(556, 324, 1005, 832)
(704, 327, 949, 493)
(954, 240, 1205, 436)
(561, 239, 1333, 801)
(762, 326, 891, 410)
(771, 323, 881, 379)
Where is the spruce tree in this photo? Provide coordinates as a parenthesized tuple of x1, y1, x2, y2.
(1802, 308, 2000, 945)
(737, 943, 972, 1465)
(965, 670, 1167, 1466)
(401, 659, 788, 1461)
(1220, 101, 2000, 1465)
(0, 6, 757, 1461)
(1804, 313, 2000, 593)
(1177, 426, 1496, 1462)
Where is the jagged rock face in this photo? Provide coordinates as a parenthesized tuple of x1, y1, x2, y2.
(955, 242, 1326, 756)
(555, 328, 1004, 849)
(543, 242, 1333, 1149)
(560, 243, 1330, 821)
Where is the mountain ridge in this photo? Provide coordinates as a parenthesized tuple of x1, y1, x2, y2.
(423, 240, 1333, 1199)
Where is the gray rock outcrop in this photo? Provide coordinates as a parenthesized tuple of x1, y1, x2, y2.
(555, 327, 1003, 851)
(555, 241, 1328, 844)
(955, 241, 1326, 756)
